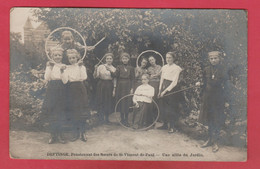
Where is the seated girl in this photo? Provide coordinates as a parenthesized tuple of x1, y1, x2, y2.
(132, 74, 155, 129)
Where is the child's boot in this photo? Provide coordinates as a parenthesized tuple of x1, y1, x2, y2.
(212, 142, 219, 152)
(48, 133, 57, 144)
(200, 138, 212, 148)
(157, 123, 168, 130)
(80, 131, 87, 142)
(57, 133, 66, 144)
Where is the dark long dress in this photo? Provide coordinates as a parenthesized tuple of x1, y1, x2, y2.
(96, 79, 114, 122)
(199, 64, 228, 140)
(95, 64, 116, 123)
(160, 80, 182, 128)
(133, 102, 152, 129)
(147, 65, 161, 122)
(147, 65, 161, 97)
(113, 64, 135, 123)
(42, 80, 67, 134)
(66, 81, 89, 132)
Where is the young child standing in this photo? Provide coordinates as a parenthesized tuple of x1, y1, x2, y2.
(61, 49, 89, 142)
(199, 51, 229, 152)
(42, 46, 67, 144)
(132, 74, 155, 129)
(114, 52, 135, 126)
(158, 52, 183, 133)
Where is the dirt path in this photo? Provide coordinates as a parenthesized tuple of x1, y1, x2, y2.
(10, 124, 246, 161)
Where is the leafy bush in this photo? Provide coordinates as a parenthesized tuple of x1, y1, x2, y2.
(10, 65, 46, 129)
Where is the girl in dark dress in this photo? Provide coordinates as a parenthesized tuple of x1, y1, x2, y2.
(114, 52, 135, 126)
(135, 58, 148, 90)
(147, 56, 161, 98)
(158, 52, 183, 133)
(147, 56, 162, 124)
(61, 49, 89, 142)
(42, 46, 67, 144)
(199, 51, 229, 152)
(93, 53, 116, 124)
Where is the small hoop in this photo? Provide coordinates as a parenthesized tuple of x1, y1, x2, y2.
(45, 27, 87, 63)
(136, 50, 164, 68)
(114, 94, 160, 131)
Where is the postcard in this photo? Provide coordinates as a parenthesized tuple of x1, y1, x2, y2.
(9, 8, 247, 161)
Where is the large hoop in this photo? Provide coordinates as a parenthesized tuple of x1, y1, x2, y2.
(136, 50, 164, 68)
(114, 94, 160, 131)
(45, 27, 87, 63)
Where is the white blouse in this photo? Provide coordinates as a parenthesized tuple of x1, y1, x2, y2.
(61, 64, 87, 84)
(95, 64, 116, 80)
(44, 63, 66, 81)
(160, 63, 182, 92)
(133, 84, 155, 103)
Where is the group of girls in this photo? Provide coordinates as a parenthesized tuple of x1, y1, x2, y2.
(43, 33, 184, 143)
(94, 51, 183, 132)
(42, 31, 94, 144)
(43, 47, 89, 144)
(43, 30, 228, 153)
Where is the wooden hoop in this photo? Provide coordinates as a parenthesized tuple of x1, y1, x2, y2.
(45, 27, 87, 63)
(114, 94, 160, 131)
(136, 50, 164, 68)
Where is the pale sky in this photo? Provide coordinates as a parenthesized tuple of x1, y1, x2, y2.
(10, 8, 41, 42)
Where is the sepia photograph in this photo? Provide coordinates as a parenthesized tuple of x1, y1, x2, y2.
(9, 8, 247, 161)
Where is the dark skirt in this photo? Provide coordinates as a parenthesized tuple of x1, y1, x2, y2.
(132, 102, 152, 129)
(159, 79, 181, 125)
(199, 86, 226, 128)
(96, 79, 114, 119)
(42, 80, 67, 132)
(66, 81, 89, 122)
(149, 80, 160, 98)
(149, 80, 160, 121)
(115, 79, 132, 121)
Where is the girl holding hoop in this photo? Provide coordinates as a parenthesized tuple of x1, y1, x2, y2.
(93, 53, 116, 124)
(59, 30, 94, 64)
(158, 52, 183, 133)
(42, 46, 67, 144)
(61, 49, 89, 142)
(114, 52, 135, 126)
